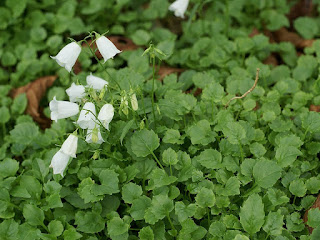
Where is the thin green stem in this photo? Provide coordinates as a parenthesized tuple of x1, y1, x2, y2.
(151, 151, 164, 170)
(211, 99, 214, 120)
(2, 123, 6, 137)
(170, 164, 173, 176)
(41, 223, 49, 232)
(151, 57, 157, 128)
(166, 213, 176, 232)
(207, 208, 211, 226)
(139, 91, 148, 129)
(238, 139, 244, 162)
(264, 233, 270, 240)
(85, 40, 121, 90)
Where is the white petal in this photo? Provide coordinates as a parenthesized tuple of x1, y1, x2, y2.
(66, 83, 86, 102)
(49, 96, 79, 122)
(98, 104, 114, 130)
(86, 73, 108, 91)
(96, 36, 121, 63)
(77, 102, 96, 129)
(50, 150, 70, 177)
(169, 0, 189, 18)
(50, 42, 81, 72)
(61, 134, 78, 158)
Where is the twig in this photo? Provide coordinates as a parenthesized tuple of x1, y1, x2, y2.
(225, 68, 260, 108)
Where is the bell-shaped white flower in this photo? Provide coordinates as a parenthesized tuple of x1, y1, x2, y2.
(49, 96, 79, 122)
(50, 42, 81, 72)
(66, 83, 86, 103)
(50, 150, 70, 177)
(61, 134, 78, 158)
(169, 0, 189, 18)
(98, 104, 114, 130)
(131, 93, 138, 111)
(96, 36, 121, 63)
(77, 102, 96, 129)
(86, 73, 108, 91)
(86, 127, 104, 144)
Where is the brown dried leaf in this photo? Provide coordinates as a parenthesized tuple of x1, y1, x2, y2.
(310, 105, 320, 112)
(263, 54, 278, 66)
(303, 193, 320, 233)
(157, 65, 184, 81)
(287, 0, 314, 24)
(273, 27, 314, 49)
(10, 75, 57, 129)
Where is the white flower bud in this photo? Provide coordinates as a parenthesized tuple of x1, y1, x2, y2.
(96, 36, 121, 63)
(50, 150, 70, 177)
(49, 96, 79, 122)
(131, 93, 138, 111)
(77, 102, 96, 129)
(98, 104, 114, 130)
(169, 0, 189, 18)
(86, 73, 108, 91)
(50, 42, 81, 72)
(66, 83, 86, 103)
(61, 134, 78, 158)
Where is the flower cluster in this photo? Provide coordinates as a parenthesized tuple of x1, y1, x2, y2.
(48, 33, 123, 177)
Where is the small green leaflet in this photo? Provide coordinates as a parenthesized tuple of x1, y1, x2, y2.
(131, 129, 160, 157)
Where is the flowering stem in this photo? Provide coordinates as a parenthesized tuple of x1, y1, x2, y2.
(85, 40, 121, 90)
(151, 56, 157, 128)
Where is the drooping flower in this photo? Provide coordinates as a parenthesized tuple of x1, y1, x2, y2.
(86, 73, 108, 91)
(86, 127, 104, 144)
(131, 93, 138, 111)
(96, 35, 121, 63)
(77, 102, 96, 129)
(98, 104, 114, 130)
(66, 83, 86, 103)
(50, 150, 70, 177)
(169, 0, 189, 18)
(61, 134, 78, 158)
(50, 42, 81, 72)
(49, 96, 79, 122)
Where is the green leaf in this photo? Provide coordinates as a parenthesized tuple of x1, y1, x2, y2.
(261, 10, 289, 31)
(75, 211, 105, 233)
(186, 120, 215, 145)
(120, 119, 134, 145)
(145, 195, 174, 224)
(130, 196, 152, 220)
(10, 122, 39, 145)
(222, 122, 246, 145)
(175, 202, 197, 223)
(221, 176, 240, 196)
(0, 106, 10, 124)
(308, 208, 320, 228)
(209, 222, 226, 237)
(63, 225, 82, 240)
(163, 129, 184, 144)
(253, 159, 282, 189)
(122, 182, 142, 204)
(289, 179, 307, 197)
(139, 226, 154, 240)
(131, 129, 160, 157)
(263, 211, 284, 236)
(78, 178, 103, 203)
(23, 204, 44, 227)
(0, 219, 19, 240)
(239, 194, 265, 235)
(131, 29, 151, 45)
(48, 220, 64, 237)
(0, 158, 19, 179)
(147, 168, 177, 189)
(294, 17, 319, 39)
(196, 149, 222, 170)
(107, 217, 129, 237)
(249, 142, 266, 158)
(302, 111, 320, 134)
(306, 177, 320, 194)
(162, 148, 178, 166)
(201, 82, 225, 103)
(5, 0, 27, 18)
(275, 145, 302, 168)
(97, 169, 120, 195)
(234, 234, 250, 240)
(195, 188, 215, 208)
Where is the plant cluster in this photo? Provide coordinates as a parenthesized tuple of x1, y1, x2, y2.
(2, 0, 320, 240)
